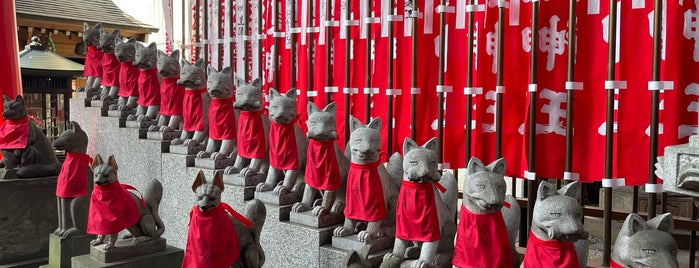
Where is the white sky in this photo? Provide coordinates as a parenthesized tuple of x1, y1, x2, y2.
(112, 0, 188, 55)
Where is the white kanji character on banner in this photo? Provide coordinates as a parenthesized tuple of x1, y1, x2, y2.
(539, 16, 567, 72)
(486, 22, 498, 74)
(482, 90, 497, 133)
(680, 83, 699, 139)
(684, 0, 699, 62)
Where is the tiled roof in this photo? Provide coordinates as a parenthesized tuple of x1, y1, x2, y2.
(15, 0, 158, 33)
(19, 39, 84, 76)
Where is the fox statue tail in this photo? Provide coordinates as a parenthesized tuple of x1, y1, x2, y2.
(142, 179, 165, 238)
(239, 199, 266, 268)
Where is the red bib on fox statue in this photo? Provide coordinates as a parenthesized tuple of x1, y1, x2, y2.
(305, 139, 341, 191)
(610, 260, 624, 268)
(182, 89, 206, 131)
(136, 68, 160, 107)
(100, 53, 120, 87)
(0, 117, 29, 149)
(268, 120, 298, 170)
(117, 62, 139, 97)
(159, 77, 185, 116)
(208, 97, 236, 140)
(83, 46, 103, 77)
(344, 161, 386, 221)
(395, 180, 441, 242)
(87, 181, 142, 235)
(182, 203, 240, 268)
(237, 110, 266, 158)
(55, 152, 93, 198)
(452, 205, 513, 268)
(522, 232, 580, 268)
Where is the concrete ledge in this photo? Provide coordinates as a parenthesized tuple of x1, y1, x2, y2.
(71, 246, 182, 268)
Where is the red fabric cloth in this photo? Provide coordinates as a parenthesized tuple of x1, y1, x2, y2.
(452, 205, 513, 268)
(83, 46, 103, 77)
(87, 181, 141, 235)
(522, 232, 580, 268)
(268, 120, 299, 170)
(160, 77, 185, 116)
(237, 110, 266, 158)
(208, 97, 237, 140)
(610, 260, 624, 268)
(182, 204, 240, 268)
(182, 88, 206, 131)
(305, 139, 341, 191)
(344, 161, 386, 221)
(395, 180, 441, 242)
(100, 53, 120, 87)
(117, 62, 140, 97)
(136, 68, 161, 107)
(55, 152, 93, 198)
(0, 117, 29, 149)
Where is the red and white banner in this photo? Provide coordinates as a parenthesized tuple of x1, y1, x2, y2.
(162, 0, 175, 54)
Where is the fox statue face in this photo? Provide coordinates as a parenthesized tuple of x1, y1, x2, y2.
(99, 29, 120, 54)
(157, 50, 181, 78)
(114, 37, 137, 63)
(178, 58, 206, 88)
(2, 95, 28, 120)
(191, 170, 224, 212)
(462, 158, 507, 214)
(613, 213, 679, 268)
(306, 102, 337, 141)
(402, 138, 440, 183)
(83, 22, 102, 47)
(234, 78, 263, 111)
(268, 88, 297, 125)
(206, 66, 234, 100)
(347, 117, 382, 165)
(133, 42, 158, 70)
(532, 181, 588, 242)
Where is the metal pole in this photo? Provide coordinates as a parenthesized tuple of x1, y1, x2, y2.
(273, 0, 280, 90)
(218, 0, 224, 70)
(386, 0, 395, 156)
(647, 0, 663, 219)
(465, 0, 476, 165)
(364, 0, 372, 123)
(410, 0, 419, 140)
(690, 199, 698, 268)
(437, 0, 446, 162)
(325, 0, 333, 104)
(603, 0, 619, 265)
(525, 0, 540, 245)
(344, 0, 352, 144)
(182, 0, 186, 59)
(258, 0, 263, 79)
(195, 0, 201, 59)
(229, 0, 235, 70)
(203, 0, 208, 69)
(243, 0, 249, 79)
(290, 0, 297, 89)
(495, 2, 505, 158)
(307, 0, 314, 102)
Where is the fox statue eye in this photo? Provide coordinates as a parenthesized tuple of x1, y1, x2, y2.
(642, 249, 656, 255)
(476, 184, 485, 189)
(550, 212, 561, 217)
(409, 161, 418, 166)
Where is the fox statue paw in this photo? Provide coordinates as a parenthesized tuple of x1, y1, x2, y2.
(333, 226, 352, 237)
(273, 185, 290, 195)
(196, 151, 211, 158)
(256, 182, 273, 192)
(292, 202, 310, 212)
(357, 230, 375, 242)
(223, 166, 239, 175)
(311, 206, 329, 216)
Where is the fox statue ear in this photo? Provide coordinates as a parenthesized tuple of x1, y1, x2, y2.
(92, 154, 104, 169)
(486, 158, 506, 176)
(403, 138, 419, 155)
(180, 58, 190, 67)
(285, 88, 297, 99)
(537, 181, 558, 201)
(194, 58, 205, 67)
(147, 42, 157, 50)
(170, 49, 180, 59)
(251, 77, 262, 87)
(367, 117, 382, 131)
(157, 50, 167, 59)
(324, 102, 336, 114)
(107, 155, 119, 171)
(268, 88, 280, 101)
(422, 138, 439, 153)
(15, 95, 25, 104)
(558, 181, 581, 201)
(192, 170, 207, 193)
(112, 29, 121, 38)
(207, 66, 218, 77)
(349, 116, 364, 133)
(221, 66, 232, 75)
(3, 95, 10, 102)
(70, 121, 82, 132)
(646, 213, 675, 234)
(620, 213, 648, 237)
(213, 171, 225, 191)
(307, 102, 320, 116)
(465, 157, 486, 175)
(83, 22, 90, 32)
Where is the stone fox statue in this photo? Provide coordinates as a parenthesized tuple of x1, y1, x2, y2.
(0, 95, 62, 178)
(522, 181, 589, 268)
(82, 22, 103, 96)
(52, 121, 94, 237)
(334, 117, 397, 242)
(87, 155, 164, 251)
(95, 28, 121, 102)
(225, 78, 269, 176)
(292, 102, 349, 216)
(452, 157, 520, 268)
(111, 37, 139, 111)
(198, 66, 237, 160)
(128, 42, 160, 122)
(381, 138, 458, 268)
(612, 213, 678, 268)
(149, 49, 184, 133)
(171, 58, 210, 147)
(183, 171, 266, 268)
(256, 88, 308, 195)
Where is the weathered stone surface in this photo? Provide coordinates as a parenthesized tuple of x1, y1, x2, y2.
(255, 190, 303, 206)
(331, 235, 395, 254)
(89, 238, 167, 263)
(0, 257, 48, 268)
(145, 131, 181, 142)
(169, 144, 205, 158)
(656, 135, 699, 198)
(223, 172, 266, 187)
(289, 211, 344, 228)
(90, 100, 104, 109)
(194, 157, 234, 170)
(106, 110, 134, 119)
(71, 246, 182, 268)
(319, 246, 389, 268)
(0, 176, 57, 265)
(124, 120, 156, 130)
(41, 233, 94, 268)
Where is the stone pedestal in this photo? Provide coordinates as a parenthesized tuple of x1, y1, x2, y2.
(331, 235, 395, 254)
(70, 246, 182, 268)
(0, 258, 48, 268)
(319, 245, 389, 268)
(169, 144, 205, 163)
(0, 176, 57, 266)
(41, 233, 94, 268)
(194, 157, 235, 170)
(221, 173, 263, 209)
(89, 238, 167, 263)
(124, 120, 156, 132)
(107, 110, 134, 119)
(255, 190, 303, 206)
(223, 172, 266, 187)
(90, 100, 103, 109)
(145, 131, 181, 142)
(290, 210, 344, 228)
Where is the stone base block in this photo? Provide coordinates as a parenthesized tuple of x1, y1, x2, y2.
(223, 173, 265, 187)
(89, 238, 167, 263)
(145, 131, 181, 142)
(124, 120, 156, 130)
(319, 245, 390, 268)
(331, 235, 395, 254)
(255, 190, 303, 206)
(90, 100, 104, 108)
(194, 157, 235, 170)
(169, 144, 205, 159)
(0, 257, 48, 268)
(290, 210, 344, 228)
(70, 246, 182, 268)
(107, 110, 134, 119)
(221, 184, 255, 211)
(43, 233, 94, 268)
(83, 99, 91, 107)
(0, 176, 57, 264)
